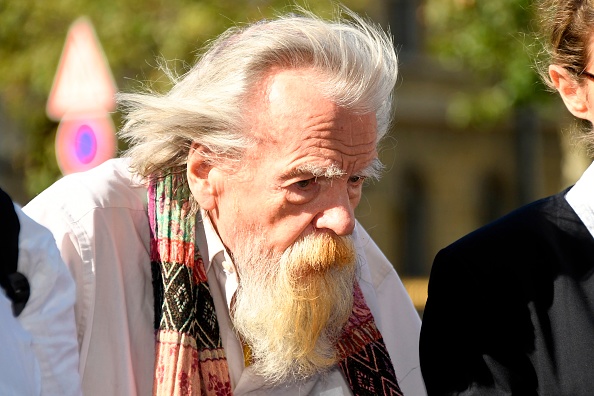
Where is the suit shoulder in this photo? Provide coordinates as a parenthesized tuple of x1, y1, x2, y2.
(450, 192, 565, 248)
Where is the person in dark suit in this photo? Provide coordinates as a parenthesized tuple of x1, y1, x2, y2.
(420, 0, 594, 394)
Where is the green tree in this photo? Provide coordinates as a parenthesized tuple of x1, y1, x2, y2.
(0, 0, 369, 198)
(422, 0, 555, 128)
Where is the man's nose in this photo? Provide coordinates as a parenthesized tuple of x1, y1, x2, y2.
(312, 194, 356, 236)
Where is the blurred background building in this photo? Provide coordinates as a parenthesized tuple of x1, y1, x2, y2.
(0, 0, 588, 315)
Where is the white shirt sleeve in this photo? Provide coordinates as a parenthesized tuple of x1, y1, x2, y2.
(14, 204, 83, 396)
(0, 288, 41, 396)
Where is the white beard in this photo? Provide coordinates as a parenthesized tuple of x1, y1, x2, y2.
(230, 232, 357, 385)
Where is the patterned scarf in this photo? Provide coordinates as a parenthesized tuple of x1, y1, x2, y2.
(149, 172, 402, 396)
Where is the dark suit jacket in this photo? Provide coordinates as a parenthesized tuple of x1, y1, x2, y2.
(420, 189, 594, 395)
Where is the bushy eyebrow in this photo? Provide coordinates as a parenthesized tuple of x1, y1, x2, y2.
(359, 158, 385, 181)
(286, 158, 385, 181)
(295, 163, 346, 179)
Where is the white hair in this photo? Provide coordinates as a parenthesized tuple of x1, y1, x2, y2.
(117, 4, 398, 178)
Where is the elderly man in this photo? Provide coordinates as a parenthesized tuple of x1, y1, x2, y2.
(24, 5, 425, 396)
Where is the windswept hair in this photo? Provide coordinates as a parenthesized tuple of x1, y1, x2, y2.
(117, 4, 398, 178)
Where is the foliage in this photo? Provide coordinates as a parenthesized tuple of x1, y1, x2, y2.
(0, 0, 368, 197)
(422, 0, 554, 129)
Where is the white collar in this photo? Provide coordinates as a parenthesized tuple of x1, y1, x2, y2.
(198, 209, 238, 310)
(199, 209, 226, 272)
(565, 160, 594, 239)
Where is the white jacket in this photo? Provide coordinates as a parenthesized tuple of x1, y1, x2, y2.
(0, 204, 81, 396)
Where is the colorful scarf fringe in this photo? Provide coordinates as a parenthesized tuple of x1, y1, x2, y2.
(149, 172, 231, 395)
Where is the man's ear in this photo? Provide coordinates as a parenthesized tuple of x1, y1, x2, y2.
(187, 144, 217, 210)
(549, 64, 589, 120)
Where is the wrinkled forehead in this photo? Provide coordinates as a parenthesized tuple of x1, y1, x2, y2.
(244, 67, 377, 141)
(241, 70, 378, 177)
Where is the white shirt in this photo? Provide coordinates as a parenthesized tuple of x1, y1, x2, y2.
(0, 283, 40, 396)
(24, 158, 426, 396)
(566, 161, 594, 238)
(0, 204, 81, 396)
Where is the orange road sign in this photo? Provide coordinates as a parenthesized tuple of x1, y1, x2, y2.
(46, 17, 117, 120)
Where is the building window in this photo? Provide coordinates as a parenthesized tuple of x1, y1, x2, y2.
(401, 168, 427, 276)
(387, 0, 421, 56)
(479, 173, 506, 226)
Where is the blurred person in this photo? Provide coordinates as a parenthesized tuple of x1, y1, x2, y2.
(0, 187, 81, 395)
(24, 5, 426, 396)
(420, 0, 594, 394)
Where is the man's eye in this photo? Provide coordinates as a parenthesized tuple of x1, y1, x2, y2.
(295, 179, 315, 189)
(349, 175, 366, 184)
